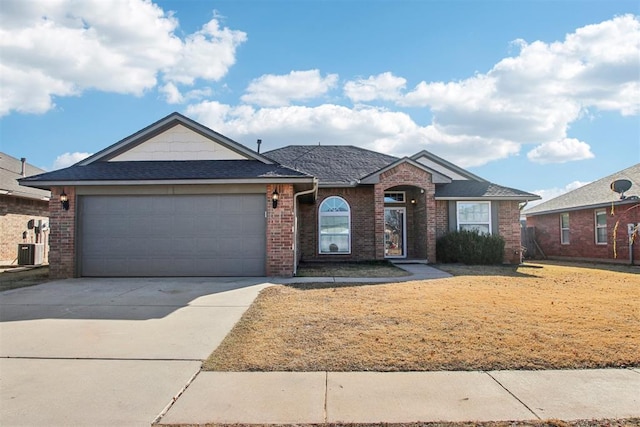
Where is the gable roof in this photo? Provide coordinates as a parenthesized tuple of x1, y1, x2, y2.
(435, 180, 540, 200)
(79, 112, 273, 165)
(264, 145, 398, 186)
(265, 144, 539, 200)
(525, 163, 640, 216)
(0, 152, 50, 200)
(19, 160, 312, 190)
(411, 150, 487, 182)
(359, 157, 452, 184)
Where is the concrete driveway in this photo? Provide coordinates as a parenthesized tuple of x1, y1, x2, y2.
(0, 277, 271, 427)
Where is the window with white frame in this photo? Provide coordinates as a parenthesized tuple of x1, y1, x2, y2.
(457, 201, 491, 235)
(560, 213, 570, 244)
(384, 191, 405, 203)
(319, 196, 351, 254)
(595, 209, 607, 245)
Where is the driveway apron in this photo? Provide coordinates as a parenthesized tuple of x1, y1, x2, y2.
(0, 277, 269, 427)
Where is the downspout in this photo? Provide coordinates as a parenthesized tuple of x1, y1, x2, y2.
(293, 179, 318, 276)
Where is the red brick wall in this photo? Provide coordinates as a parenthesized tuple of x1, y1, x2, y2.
(499, 200, 523, 264)
(435, 200, 449, 238)
(0, 195, 49, 264)
(375, 163, 436, 261)
(266, 184, 295, 276)
(526, 202, 640, 263)
(298, 187, 376, 262)
(48, 187, 76, 279)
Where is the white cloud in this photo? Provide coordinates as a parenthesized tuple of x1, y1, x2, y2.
(160, 83, 184, 104)
(526, 180, 590, 209)
(189, 15, 638, 169)
(396, 14, 639, 163)
(185, 101, 519, 166)
(241, 70, 338, 107)
(0, 0, 246, 116)
(52, 152, 92, 170)
(344, 72, 406, 102)
(527, 138, 595, 164)
(162, 18, 246, 85)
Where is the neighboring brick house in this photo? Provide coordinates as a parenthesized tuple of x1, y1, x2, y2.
(525, 163, 640, 264)
(1, 153, 51, 265)
(20, 112, 539, 279)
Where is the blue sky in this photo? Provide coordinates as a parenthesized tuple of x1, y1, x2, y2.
(1, 0, 639, 206)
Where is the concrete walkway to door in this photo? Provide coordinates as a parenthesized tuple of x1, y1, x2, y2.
(0, 276, 271, 427)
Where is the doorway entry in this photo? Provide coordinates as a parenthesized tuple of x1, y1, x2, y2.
(384, 207, 406, 258)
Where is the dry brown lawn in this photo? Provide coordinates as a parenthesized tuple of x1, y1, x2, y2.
(205, 262, 639, 372)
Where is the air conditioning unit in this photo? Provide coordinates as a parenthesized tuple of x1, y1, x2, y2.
(17, 243, 45, 266)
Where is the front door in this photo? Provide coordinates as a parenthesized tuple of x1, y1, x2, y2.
(384, 207, 406, 258)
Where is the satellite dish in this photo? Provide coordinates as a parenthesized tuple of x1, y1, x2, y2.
(610, 179, 633, 199)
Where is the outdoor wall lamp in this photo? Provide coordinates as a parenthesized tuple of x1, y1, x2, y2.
(272, 189, 279, 209)
(60, 191, 69, 211)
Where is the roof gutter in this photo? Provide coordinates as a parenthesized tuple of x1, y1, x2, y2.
(293, 178, 318, 276)
(435, 196, 541, 201)
(19, 177, 316, 190)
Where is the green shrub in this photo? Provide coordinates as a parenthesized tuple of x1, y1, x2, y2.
(436, 230, 505, 264)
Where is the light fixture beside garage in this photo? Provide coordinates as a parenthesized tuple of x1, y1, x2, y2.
(272, 188, 279, 209)
(60, 191, 69, 211)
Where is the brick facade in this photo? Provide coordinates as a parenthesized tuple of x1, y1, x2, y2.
(499, 200, 524, 264)
(48, 187, 76, 279)
(0, 195, 49, 264)
(266, 183, 295, 276)
(526, 203, 640, 264)
(46, 179, 530, 278)
(375, 163, 436, 262)
(297, 163, 439, 263)
(298, 187, 376, 262)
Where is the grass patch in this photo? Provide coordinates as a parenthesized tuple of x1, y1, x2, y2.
(296, 260, 410, 278)
(0, 266, 50, 292)
(205, 263, 639, 372)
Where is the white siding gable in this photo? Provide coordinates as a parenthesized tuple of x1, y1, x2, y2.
(109, 124, 248, 161)
(414, 156, 469, 180)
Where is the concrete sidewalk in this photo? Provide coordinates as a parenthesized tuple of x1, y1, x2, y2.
(158, 368, 640, 425)
(273, 262, 452, 284)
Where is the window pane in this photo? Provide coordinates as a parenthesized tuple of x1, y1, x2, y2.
(320, 216, 349, 234)
(458, 203, 489, 223)
(561, 213, 569, 228)
(596, 211, 607, 226)
(320, 197, 348, 212)
(320, 235, 349, 253)
(384, 192, 405, 203)
(596, 227, 607, 244)
(460, 224, 490, 235)
(562, 229, 570, 244)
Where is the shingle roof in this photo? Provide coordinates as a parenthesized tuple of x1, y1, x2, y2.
(264, 145, 399, 185)
(435, 180, 540, 200)
(525, 163, 640, 216)
(19, 160, 311, 189)
(0, 152, 50, 200)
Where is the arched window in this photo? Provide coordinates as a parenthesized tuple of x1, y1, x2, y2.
(318, 196, 351, 254)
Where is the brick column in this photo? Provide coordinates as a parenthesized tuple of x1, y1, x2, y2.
(48, 187, 76, 279)
(373, 184, 386, 259)
(266, 184, 295, 276)
(375, 162, 437, 262)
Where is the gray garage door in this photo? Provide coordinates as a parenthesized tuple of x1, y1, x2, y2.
(79, 194, 266, 277)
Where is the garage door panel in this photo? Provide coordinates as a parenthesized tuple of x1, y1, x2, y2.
(80, 194, 266, 277)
